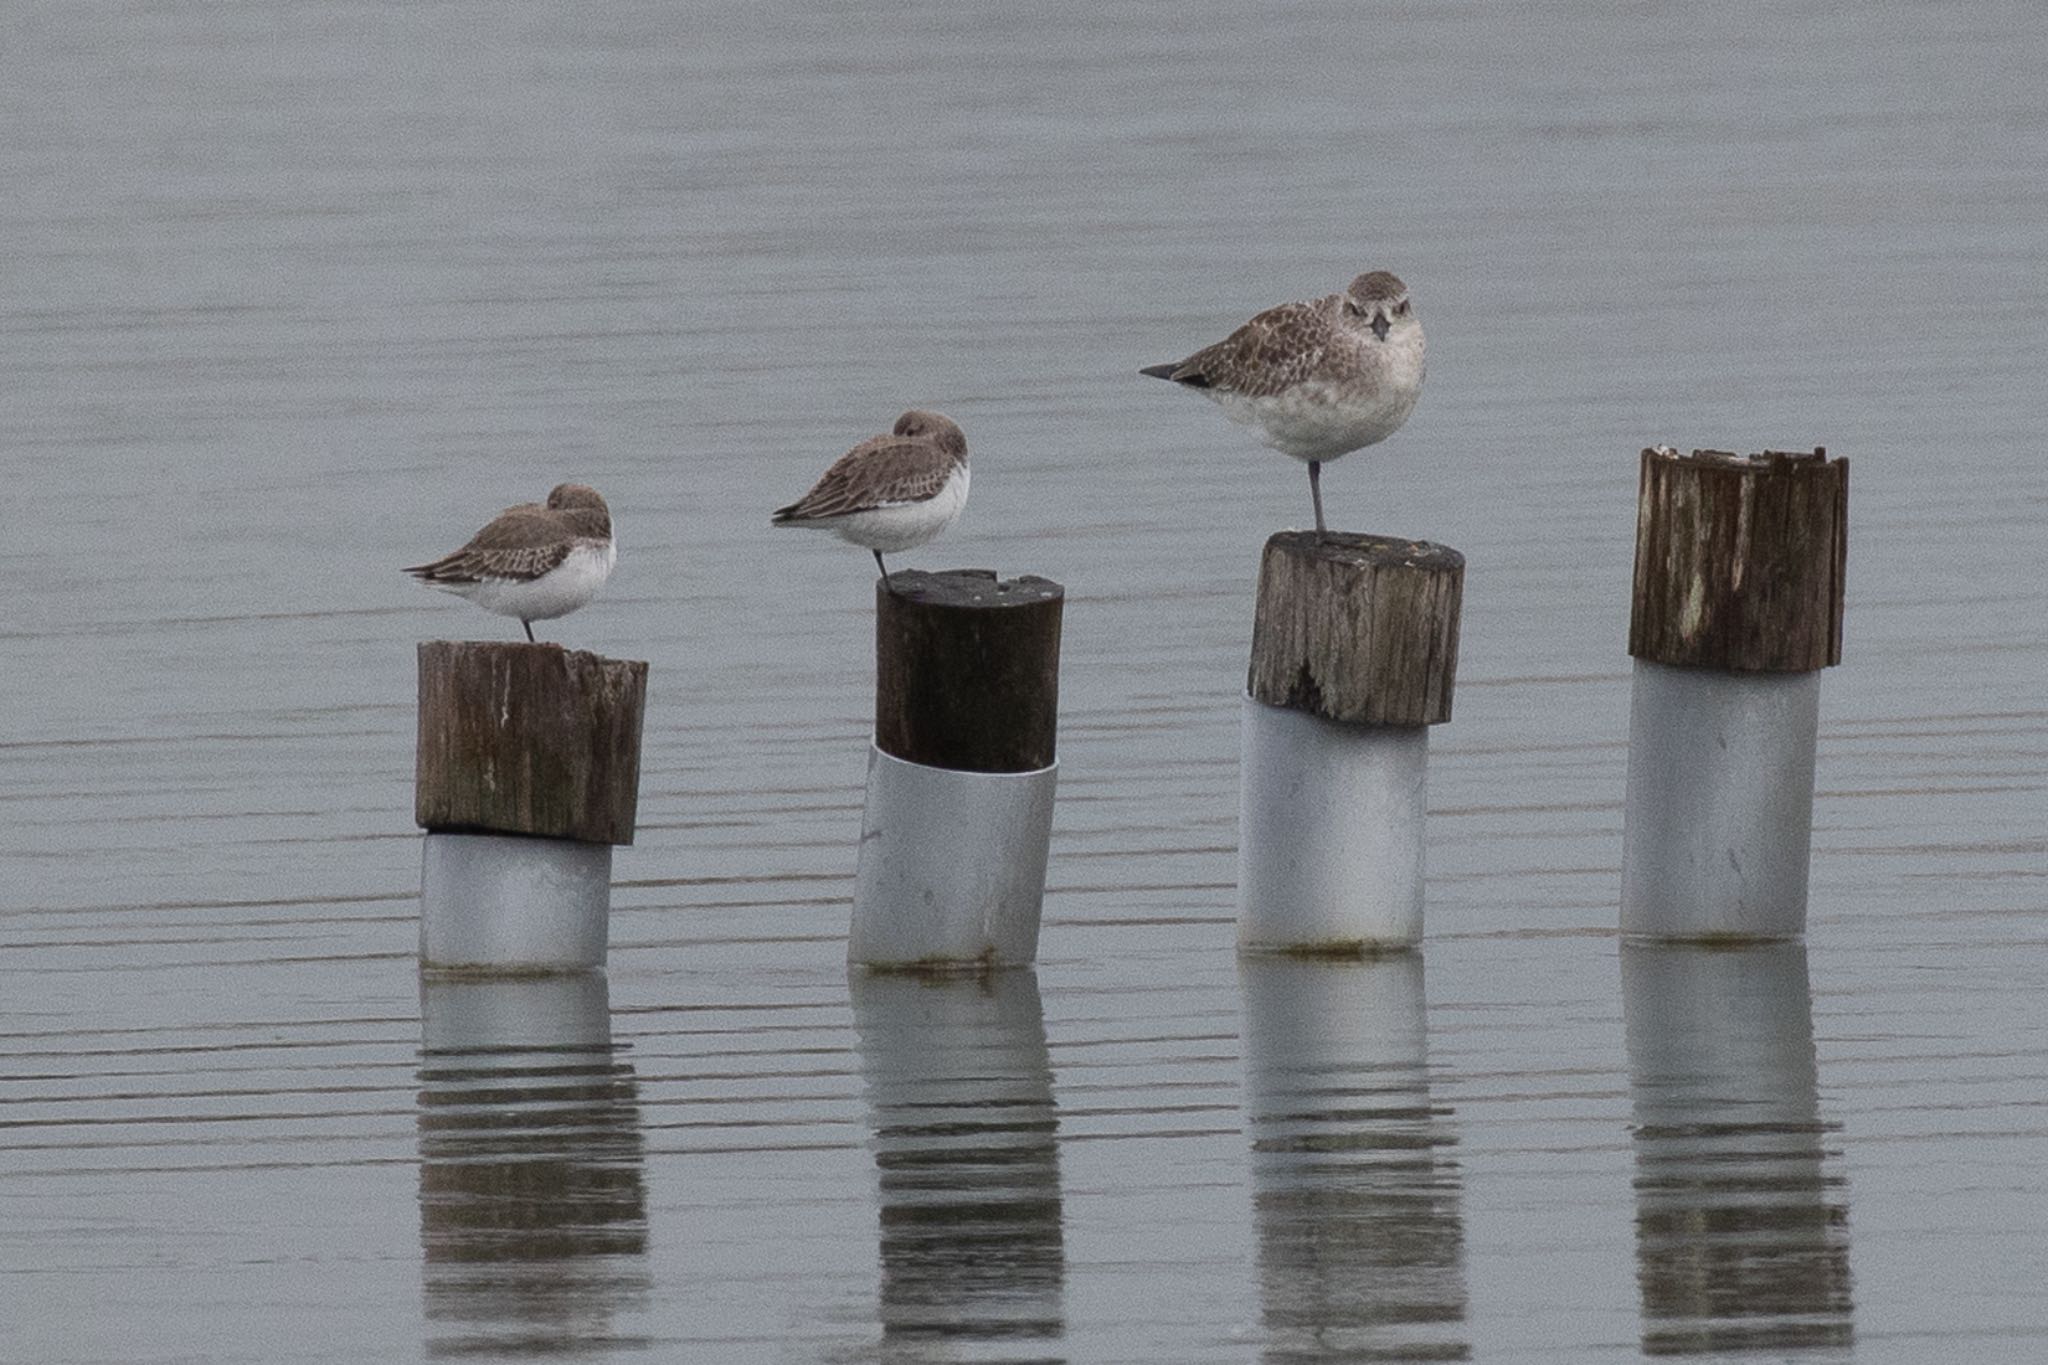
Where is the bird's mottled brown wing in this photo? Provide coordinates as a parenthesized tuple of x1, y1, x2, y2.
(405, 503, 577, 583)
(774, 435, 957, 522)
(1171, 295, 1340, 398)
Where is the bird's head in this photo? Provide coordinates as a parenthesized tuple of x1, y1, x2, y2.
(546, 483, 612, 535)
(1341, 270, 1415, 344)
(894, 409, 968, 459)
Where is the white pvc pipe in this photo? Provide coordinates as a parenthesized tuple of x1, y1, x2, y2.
(849, 743, 1057, 969)
(1240, 953, 1428, 1110)
(419, 832, 612, 973)
(1238, 694, 1427, 953)
(1621, 660, 1820, 942)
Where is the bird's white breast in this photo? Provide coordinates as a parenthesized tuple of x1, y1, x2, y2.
(1215, 328, 1426, 463)
(461, 540, 615, 622)
(825, 463, 970, 553)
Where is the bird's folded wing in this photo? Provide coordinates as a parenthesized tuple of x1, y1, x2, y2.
(1177, 298, 1335, 398)
(776, 437, 953, 521)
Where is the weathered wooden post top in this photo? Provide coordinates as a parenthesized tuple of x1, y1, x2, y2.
(1249, 532, 1463, 727)
(415, 640, 649, 973)
(1239, 531, 1465, 954)
(1621, 446, 1848, 942)
(851, 569, 1064, 972)
(1628, 447, 1846, 675)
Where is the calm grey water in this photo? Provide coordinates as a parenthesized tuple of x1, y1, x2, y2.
(4, 1, 2046, 1361)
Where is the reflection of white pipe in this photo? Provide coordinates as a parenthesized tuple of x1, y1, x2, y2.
(1241, 954, 1428, 1106)
(1239, 695, 1426, 952)
(419, 833, 611, 973)
(1621, 662, 1819, 941)
(1621, 941, 1818, 1099)
(850, 744, 1057, 969)
(849, 968, 1055, 1110)
(419, 971, 613, 1054)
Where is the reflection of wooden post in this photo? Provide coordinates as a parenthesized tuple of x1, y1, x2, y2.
(1240, 956, 1469, 1361)
(849, 969, 1064, 1344)
(1621, 943, 1852, 1354)
(1621, 448, 1848, 941)
(852, 571, 1063, 970)
(417, 974, 650, 1357)
(1239, 533, 1463, 954)
(415, 642, 648, 972)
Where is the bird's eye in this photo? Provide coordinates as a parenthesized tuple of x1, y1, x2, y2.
(1394, 300, 1410, 316)
(1344, 301, 1365, 318)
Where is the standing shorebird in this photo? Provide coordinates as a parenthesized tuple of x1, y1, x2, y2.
(403, 483, 616, 642)
(771, 409, 970, 585)
(1141, 270, 1425, 538)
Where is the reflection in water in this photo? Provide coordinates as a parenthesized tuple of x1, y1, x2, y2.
(416, 974, 650, 1359)
(1622, 943, 1852, 1357)
(1241, 956, 1469, 1363)
(849, 969, 1065, 1355)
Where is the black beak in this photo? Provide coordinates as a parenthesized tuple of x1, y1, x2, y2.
(1370, 311, 1391, 342)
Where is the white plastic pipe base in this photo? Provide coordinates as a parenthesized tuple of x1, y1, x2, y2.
(1621, 659, 1820, 941)
(849, 743, 1057, 970)
(1238, 694, 1428, 953)
(419, 831, 612, 973)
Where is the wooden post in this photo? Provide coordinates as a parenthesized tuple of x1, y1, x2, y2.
(1629, 447, 1846, 673)
(851, 570, 1064, 971)
(1248, 532, 1463, 727)
(1621, 447, 1848, 942)
(1239, 533, 1464, 954)
(415, 641, 649, 973)
(416, 641, 648, 844)
(875, 571, 1062, 772)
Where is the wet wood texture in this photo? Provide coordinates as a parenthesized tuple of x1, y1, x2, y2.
(415, 641, 648, 844)
(1247, 532, 1464, 727)
(875, 571, 1063, 773)
(1629, 447, 1848, 672)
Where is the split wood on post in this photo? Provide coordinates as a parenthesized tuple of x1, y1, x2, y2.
(1248, 532, 1463, 727)
(416, 640, 649, 846)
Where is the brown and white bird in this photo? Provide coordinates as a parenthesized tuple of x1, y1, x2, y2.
(771, 409, 970, 583)
(1141, 270, 1425, 537)
(403, 483, 616, 642)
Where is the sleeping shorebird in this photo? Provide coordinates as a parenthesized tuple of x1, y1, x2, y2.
(771, 409, 969, 585)
(403, 483, 616, 642)
(1141, 270, 1425, 538)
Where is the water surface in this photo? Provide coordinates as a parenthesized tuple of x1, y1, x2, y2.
(4, 2, 2046, 1361)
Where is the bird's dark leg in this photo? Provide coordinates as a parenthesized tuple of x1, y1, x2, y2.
(522, 619, 535, 643)
(1308, 462, 1327, 540)
(873, 549, 892, 589)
